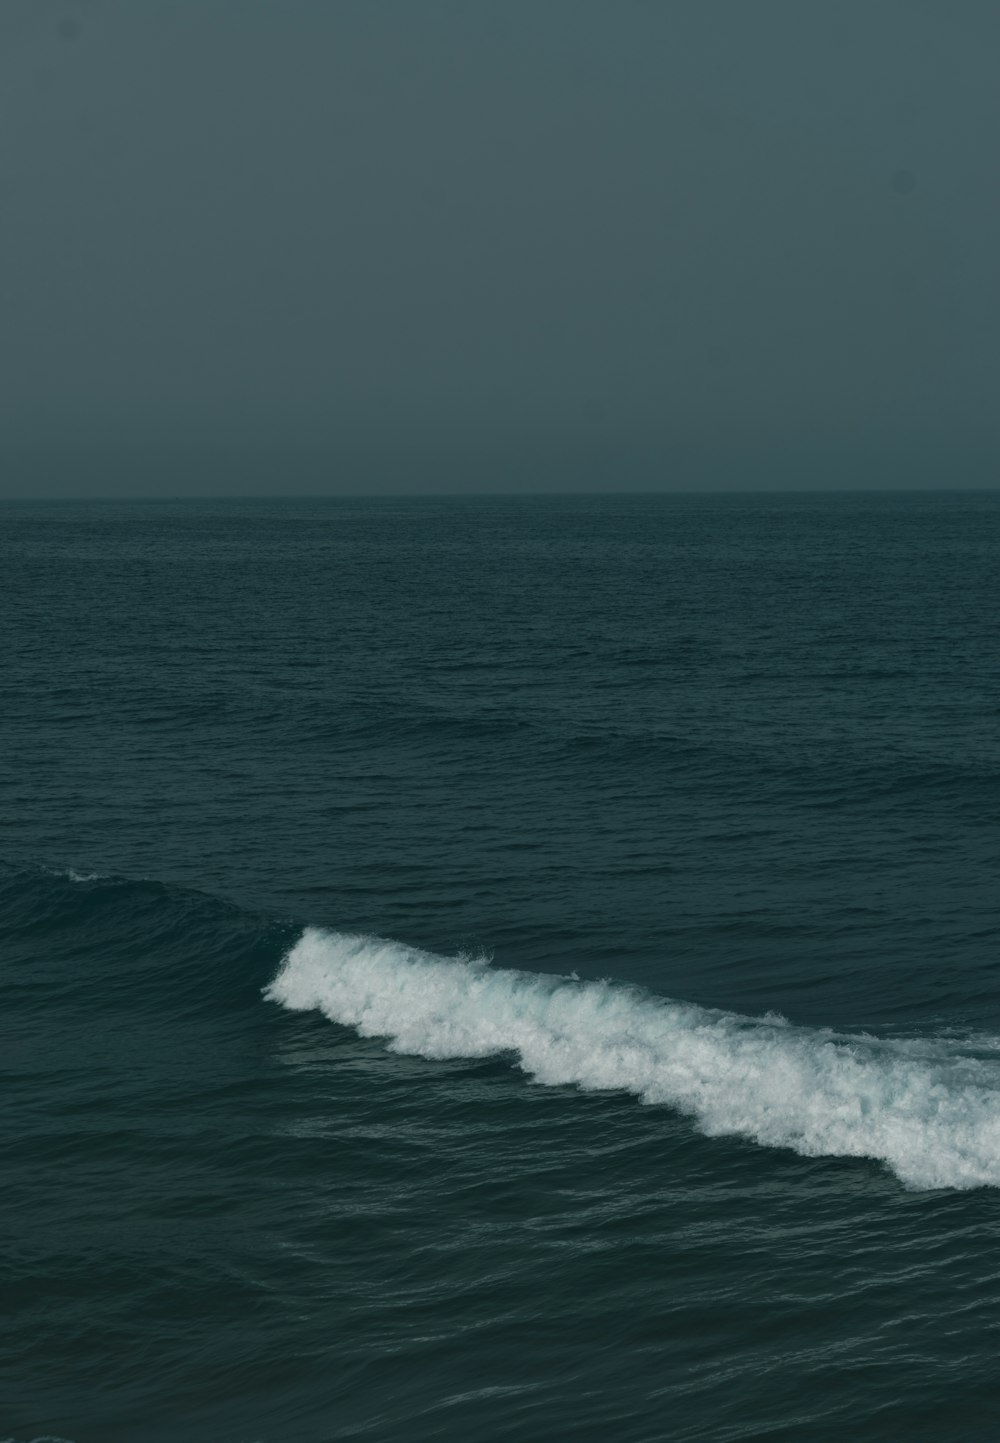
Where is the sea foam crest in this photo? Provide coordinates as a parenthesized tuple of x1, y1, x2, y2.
(266, 929, 1000, 1191)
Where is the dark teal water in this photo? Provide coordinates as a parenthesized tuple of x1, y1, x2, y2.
(3, 492, 1000, 1442)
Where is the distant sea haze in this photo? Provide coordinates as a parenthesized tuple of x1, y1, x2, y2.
(4, 491, 1000, 1442)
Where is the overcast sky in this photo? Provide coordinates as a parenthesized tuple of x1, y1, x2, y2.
(2, 0, 998, 494)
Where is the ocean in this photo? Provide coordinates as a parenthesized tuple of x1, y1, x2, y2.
(3, 490, 1000, 1441)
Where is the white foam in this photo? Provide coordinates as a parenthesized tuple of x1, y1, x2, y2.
(41, 865, 102, 884)
(265, 929, 1000, 1190)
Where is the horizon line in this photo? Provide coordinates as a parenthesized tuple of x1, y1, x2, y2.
(1, 484, 999, 504)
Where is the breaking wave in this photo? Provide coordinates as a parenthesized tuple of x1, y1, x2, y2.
(266, 929, 1000, 1191)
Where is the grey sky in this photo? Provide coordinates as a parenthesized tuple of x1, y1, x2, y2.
(2, 0, 998, 493)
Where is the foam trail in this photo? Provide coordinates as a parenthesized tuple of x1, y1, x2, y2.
(265, 929, 1000, 1190)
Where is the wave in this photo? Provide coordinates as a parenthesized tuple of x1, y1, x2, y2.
(266, 929, 1000, 1191)
(1, 862, 289, 1015)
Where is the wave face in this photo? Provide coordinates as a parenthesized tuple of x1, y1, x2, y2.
(267, 928, 1000, 1191)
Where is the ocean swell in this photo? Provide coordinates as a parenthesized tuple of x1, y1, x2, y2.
(265, 928, 1000, 1191)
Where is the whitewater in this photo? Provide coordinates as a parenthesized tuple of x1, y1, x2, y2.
(266, 928, 1000, 1192)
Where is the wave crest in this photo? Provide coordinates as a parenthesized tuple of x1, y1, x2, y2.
(265, 928, 1000, 1191)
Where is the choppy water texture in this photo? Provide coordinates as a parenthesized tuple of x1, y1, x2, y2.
(3, 492, 1000, 1442)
